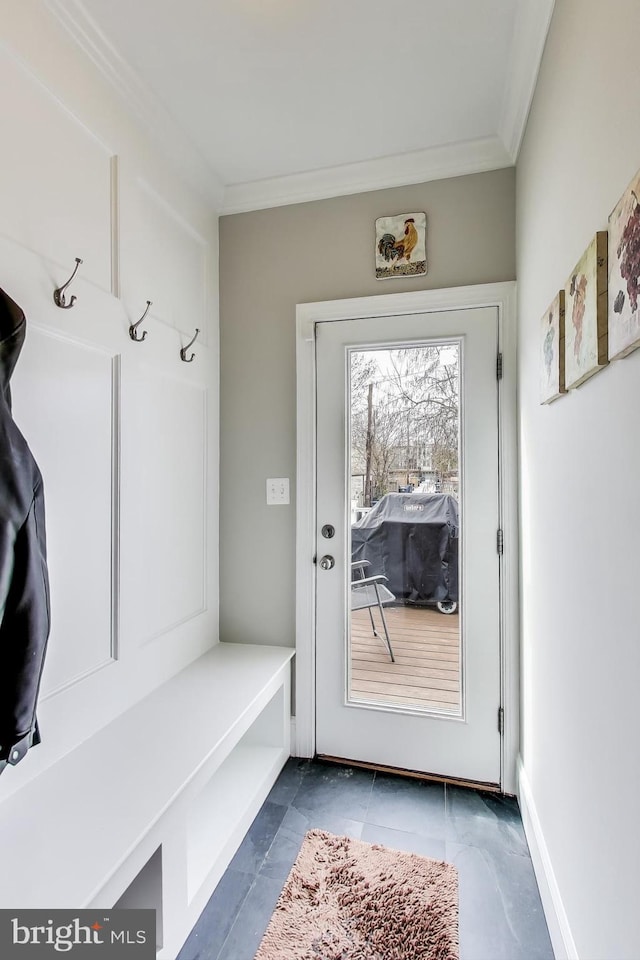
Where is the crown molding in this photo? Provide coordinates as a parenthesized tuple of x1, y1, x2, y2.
(44, 0, 225, 210)
(499, 0, 556, 161)
(221, 136, 513, 215)
(43, 0, 550, 216)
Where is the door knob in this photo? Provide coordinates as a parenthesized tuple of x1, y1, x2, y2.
(319, 555, 335, 570)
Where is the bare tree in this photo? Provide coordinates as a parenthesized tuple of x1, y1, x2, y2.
(350, 353, 377, 504)
(351, 390, 405, 502)
(388, 347, 459, 483)
(350, 346, 460, 501)
(368, 399, 404, 499)
(350, 354, 406, 503)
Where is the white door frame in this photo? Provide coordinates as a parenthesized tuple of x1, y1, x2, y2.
(295, 281, 518, 793)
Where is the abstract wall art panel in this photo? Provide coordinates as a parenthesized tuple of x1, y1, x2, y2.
(540, 290, 567, 404)
(608, 167, 640, 359)
(564, 232, 608, 389)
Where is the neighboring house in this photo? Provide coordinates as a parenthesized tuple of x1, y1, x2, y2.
(353, 442, 439, 500)
(391, 441, 434, 474)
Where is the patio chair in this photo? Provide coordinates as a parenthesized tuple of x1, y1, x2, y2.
(351, 560, 395, 662)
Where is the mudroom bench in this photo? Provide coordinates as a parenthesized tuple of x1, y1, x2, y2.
(0, 642, 294, 959)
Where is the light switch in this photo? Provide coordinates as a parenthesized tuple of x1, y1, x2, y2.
(266, 477, 290, 505)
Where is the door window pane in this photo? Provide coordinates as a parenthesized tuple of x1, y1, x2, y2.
(348, 343, 462, 715)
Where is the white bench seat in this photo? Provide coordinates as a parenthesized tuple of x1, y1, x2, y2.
(0, 641, 294, 958)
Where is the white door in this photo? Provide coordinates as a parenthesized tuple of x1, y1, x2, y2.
(315, 307, 501, 785)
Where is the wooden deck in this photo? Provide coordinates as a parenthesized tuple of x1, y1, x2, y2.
(350, 604, 460, 713)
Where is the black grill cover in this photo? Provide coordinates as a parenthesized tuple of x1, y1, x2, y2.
(351, 493, 459, 604)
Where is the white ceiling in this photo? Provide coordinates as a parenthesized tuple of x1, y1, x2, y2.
(47, 0, 555, 212)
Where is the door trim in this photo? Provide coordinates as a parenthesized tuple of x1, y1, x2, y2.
(295, 282, 518, 793)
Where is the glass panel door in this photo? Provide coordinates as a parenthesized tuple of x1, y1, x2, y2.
(315, 307, 500, 783)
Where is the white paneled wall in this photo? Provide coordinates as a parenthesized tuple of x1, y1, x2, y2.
(120, 174, 211, 343)
(120, 363, 208, 646)
(0, 3, 219, 799)
(12, 326, 118, 695)
(0, 50, 115, 294)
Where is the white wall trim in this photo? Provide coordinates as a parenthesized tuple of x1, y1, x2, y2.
(518, 759, 578, 960)
(289, 717, 297, 756)
(499, 0, 556, 161)
(295, 282, 519, 792)
(294, 317, 317, 759)
(43, 0, 224, 210)
(498, 281, 519, 794)
(222, 136, 512, 215)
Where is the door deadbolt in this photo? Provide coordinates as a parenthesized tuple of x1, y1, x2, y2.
(319, 555, 335, 570)
(321, 524, 335, 539)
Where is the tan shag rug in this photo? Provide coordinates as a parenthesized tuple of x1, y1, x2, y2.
(254, 829, 459, 960)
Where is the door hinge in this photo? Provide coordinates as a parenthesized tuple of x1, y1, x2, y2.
(497, 528, 504, 555)
(496, 352, 503, 380)
(498, 707, 504, 735)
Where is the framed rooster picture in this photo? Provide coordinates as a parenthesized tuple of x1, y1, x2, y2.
(375, 212, 427, 279)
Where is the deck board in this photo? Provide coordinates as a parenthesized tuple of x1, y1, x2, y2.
(350, 604, 461, 712)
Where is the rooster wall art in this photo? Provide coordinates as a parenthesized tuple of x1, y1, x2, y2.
(375, 212, 427, 280)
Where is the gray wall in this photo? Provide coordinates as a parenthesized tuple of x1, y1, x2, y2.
(219, 169, 515, 648)
(517, 1, 640, 957)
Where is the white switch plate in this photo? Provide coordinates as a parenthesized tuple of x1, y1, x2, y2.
(266, 477, 290, 505)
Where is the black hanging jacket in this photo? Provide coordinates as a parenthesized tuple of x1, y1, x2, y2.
(0, 288, 50, 775)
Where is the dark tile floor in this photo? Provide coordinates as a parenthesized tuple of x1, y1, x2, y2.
(177, 759, 554, 960)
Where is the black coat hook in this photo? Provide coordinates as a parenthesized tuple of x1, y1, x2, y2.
(180, 328, 200, 363)
(129, 300, 152, 342)
(53, 257, 83, 309)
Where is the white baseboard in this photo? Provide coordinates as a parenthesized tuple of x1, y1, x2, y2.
(517, 758, 579, 960)
(290, 715, 314, 759)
